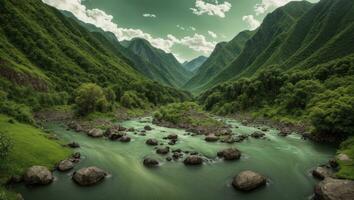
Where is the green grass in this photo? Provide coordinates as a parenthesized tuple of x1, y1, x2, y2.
(0, 114, 70, 196)
(336, 137, 354, 180)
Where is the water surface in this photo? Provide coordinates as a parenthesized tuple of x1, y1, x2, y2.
(15, 117, 335, 200)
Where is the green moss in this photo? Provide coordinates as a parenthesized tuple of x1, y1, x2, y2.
(336, 137, 354, 180)
(0, 187, 17, 200)
(0, 114, 71, 185)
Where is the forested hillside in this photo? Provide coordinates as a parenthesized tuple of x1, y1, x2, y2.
(203, 0, 354, 90)
(0, 0, 190, 122)
(184, 30, 254, 93)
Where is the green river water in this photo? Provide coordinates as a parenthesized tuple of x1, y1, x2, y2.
(15, 117, 335, 200)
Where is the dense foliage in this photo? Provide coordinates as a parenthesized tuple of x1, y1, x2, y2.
(0, 132, 12, 161)
(200, 55, 354, 137)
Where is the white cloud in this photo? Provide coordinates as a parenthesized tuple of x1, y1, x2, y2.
(179, 34, 217, 54)
(208, 31, 217, 38)
(191, 0, 232, 18)
(254, 0, 300, 15)
(42, 0, 216, 58)
(143, 13, 157, 18)
(190, 26, 197, 31)
(242, 15, 260, 30)
(176, 25, 186, 31)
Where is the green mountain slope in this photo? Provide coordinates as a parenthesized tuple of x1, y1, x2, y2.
(182, 56, 208, 73)
(184, 30, 254, 94)
(122, 38, 193, 87)
(0, 0, 189, 113)
(61, 11, 176, 87)
(205, 0, 354, 90)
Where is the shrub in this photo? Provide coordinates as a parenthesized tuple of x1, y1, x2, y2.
(120, 91, 145, 109)
(74, 83, 108, 116)
(0, 132, 13, 160)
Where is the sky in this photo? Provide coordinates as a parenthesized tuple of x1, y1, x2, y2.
(43, 0, 318, 62)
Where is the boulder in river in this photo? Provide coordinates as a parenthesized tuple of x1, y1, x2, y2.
(87, 128, 104, 138)
(24, 166, 54, 185)
(232, 170, 266, 191)
(314, 178, 354, 200)
(217, 148, 241, 161)
(108, 132, 125, 141)
(312, 166, 334, 180)
(146, 138, 158, 146)
(119, 136, 131, 143)
(251, 131, 265, 139)
(336, 153, 352, 162)
(67, 142, 80, 148)
(72, 167, 107, 186)
(205, 134, 219, 142)
(184, 156, 203, 165)
(156, 146, 170, 155)
(68, 121, 83, 132)
(167, 134, 178, 140)
(144, 125, 152, 131)
(143, 158, 159, 167)
(57, 160, 74, 172)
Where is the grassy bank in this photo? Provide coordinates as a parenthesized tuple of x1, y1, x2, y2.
(0, 114, 71, 198)
(336, 137, 354, 180)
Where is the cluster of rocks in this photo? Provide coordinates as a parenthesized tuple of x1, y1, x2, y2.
(217, 148, 241, 161)
(310, 154, 354, 200)
(23, 165, 108, 187)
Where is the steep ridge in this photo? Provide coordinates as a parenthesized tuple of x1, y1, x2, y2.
(182, 56, 208, 73)
(203, 1, 313, 90)
(205, 0, 354, 90)
(123, 38, 193, 87)
(184, 30, 254, 94)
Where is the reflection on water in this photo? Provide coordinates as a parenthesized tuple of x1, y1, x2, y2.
(15, 117, 335, 200)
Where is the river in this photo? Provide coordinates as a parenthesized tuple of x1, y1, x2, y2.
(15, 117, 335, 200)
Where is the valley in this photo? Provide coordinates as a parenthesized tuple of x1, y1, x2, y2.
(0, 0, 353, 199)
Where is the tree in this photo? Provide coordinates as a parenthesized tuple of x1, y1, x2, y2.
(74, 83, 108, 116)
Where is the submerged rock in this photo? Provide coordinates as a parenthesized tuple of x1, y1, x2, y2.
(205, 134, 219, 142)
(314, 178, 354, 200)
(251, 131, 265, 139)
(167, 134, 178, 140)
(24, 166, 54, 185)
(217, 148, 241, 161)
(57, 160, 74, 172)
(184, 156, 203, 165)
(119, 135, 131, 143)
(232, 170, 266, 191)
(144, 125, 153, 131)
(156, 146, 170, 155)
(108, 132, 125, 141)
(67, 142, 80, 148)
(146, 138, 158, 146)
(143, 158, 159, 167)
(72, 167, 106, 186)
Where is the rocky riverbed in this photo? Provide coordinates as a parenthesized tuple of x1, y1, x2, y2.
(13, 116, 340, 200)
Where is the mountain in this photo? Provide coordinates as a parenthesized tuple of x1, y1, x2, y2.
(61, 11, 177, 87)
(184, 30, 254, 94)
(122, 38, 193, 87)
(203, 0, 354, 90)
(182, 56, 208, 72)
(0, 0, 190, 111)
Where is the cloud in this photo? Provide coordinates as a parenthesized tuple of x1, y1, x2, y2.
(179, 34, 217, 54)
(208, 31, 217, 38)
(242, 15, 260, 30)
(190, 26, 197, 31)
(143, 13, 157, 18)
(191, 0, 232, 18)
(254, 0, 301, 15)
(176, 25, 186, 31)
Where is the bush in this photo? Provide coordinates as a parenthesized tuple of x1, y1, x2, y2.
(120, 91, 145, 109)
(0, 132, 13, 160)
(0, 100, 34, 124)
(74, 83, 108, 116)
